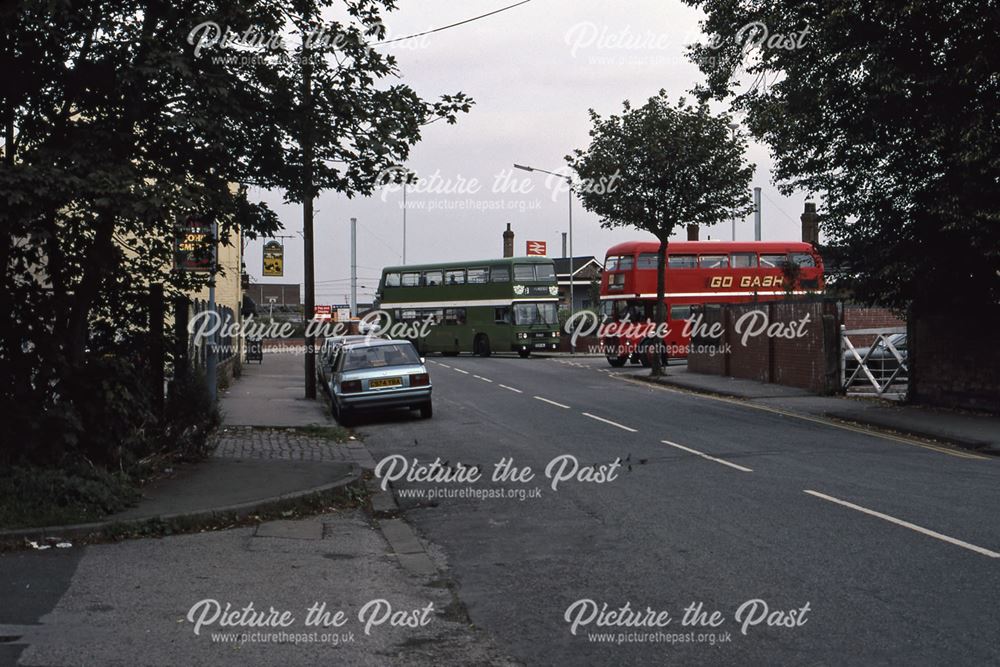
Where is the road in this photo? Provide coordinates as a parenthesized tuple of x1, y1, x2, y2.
(357, 353, 1000, 666)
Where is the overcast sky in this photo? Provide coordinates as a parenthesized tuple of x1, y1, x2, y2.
(246, 0, 811, 306)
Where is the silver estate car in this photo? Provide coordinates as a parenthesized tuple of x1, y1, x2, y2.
(330, 339, 432, 425)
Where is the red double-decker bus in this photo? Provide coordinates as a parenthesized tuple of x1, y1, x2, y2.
(598, 240, 824, 367)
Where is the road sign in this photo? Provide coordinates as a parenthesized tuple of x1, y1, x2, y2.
(526, 240, 547, 256)
(263, 240, 284, 277)
(314, 305, 332, 320)
(330, 304, 352, 321)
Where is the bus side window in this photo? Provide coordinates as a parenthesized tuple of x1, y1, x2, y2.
(445, 269, 466, 285)
(491, 266, 510, 282)
(424, 270, 442, 286)
(759, 254, 787, 268)
(495, 307, 511, 324)
(445, 308, 466, 325)
(667, 255, 697, 269)
(790, 252, 816, 267)
(699, 255, 728, 269)
(385, 273, 401, 287)
(637, 253, 658, 269)
(731, 253, 757, 268)
(670, 305, 693, 321)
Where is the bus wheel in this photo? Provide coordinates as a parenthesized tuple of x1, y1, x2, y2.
(475, 334, 492, 357)
(606, 354, 626, 367)
(518, 349, 531, 358)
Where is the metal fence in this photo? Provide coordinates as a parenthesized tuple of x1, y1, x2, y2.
(188, 299, 237, 370)
(840, 325, 908, 398)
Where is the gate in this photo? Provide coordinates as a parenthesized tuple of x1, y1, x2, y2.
(840, 325, 908, 398)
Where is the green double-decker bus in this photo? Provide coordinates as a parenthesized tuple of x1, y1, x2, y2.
(376, 256, 561, 357)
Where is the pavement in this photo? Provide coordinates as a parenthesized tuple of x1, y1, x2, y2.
(0, 354, 373, 544)
(631, 363, 1000, 454)
(2, 352, 510, 666)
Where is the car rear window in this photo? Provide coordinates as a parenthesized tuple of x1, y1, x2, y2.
(341, 344, 421, 371)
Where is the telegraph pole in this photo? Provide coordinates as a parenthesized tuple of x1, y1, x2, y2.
(301, 29, 317, 399)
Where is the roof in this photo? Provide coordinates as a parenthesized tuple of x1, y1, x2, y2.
(552, 256, 602, 276)
(382, 256, 554, 274)
(603, 240, 818, 257)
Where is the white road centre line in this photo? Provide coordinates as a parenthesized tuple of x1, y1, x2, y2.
(499, 384, 523, 393)
(473, 375, 494, 383)
(534, 396, 570, 409)
(661, 439, 753, 473)
(804, 490, 1000, 559)
(437, 363, 451, 369)
(582, 413, 637, 433)
(454, 368, 470, 375)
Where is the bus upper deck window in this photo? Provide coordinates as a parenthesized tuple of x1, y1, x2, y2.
(384, 273, 401, 287)
(699, 255, 729, 269)
(617, 255, 634, 270)
(514, 264, 535, 281)
(424, 270, 442, 286)
(534, 264, 556, 281)
(401, 272, 419, 287)
(637, 253, 658, 269)
(491, 266, 510, 283)
(667, 255, 697, 269)
(445, 269, 466, 285)
(605, 256, 619, 271)
(467, 268, 488, 284)
(790, 253, 816, 267)
(760, 254, 788, 268)
(731, 253, 757, 268)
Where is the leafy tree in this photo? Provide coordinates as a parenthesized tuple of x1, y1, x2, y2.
(0, 0, 470, 465)
(569, 92, 753, 375)
(684, 0, 1000, 314)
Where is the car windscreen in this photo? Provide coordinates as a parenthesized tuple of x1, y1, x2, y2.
(514, 302, 559, 326)
(341, 344, 421, 371)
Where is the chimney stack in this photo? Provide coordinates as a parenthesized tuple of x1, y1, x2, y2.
(801, 201, 819, 246)
(686, 224, 699, 241)
(503, 223, 514, 258)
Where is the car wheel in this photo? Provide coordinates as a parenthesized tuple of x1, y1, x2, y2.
(419, 402, 433, 419)
(518, 349, 531, 358)
(606, 354, 626, 367)
(337, 405, 353, 426)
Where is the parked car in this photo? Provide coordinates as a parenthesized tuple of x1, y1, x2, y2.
(844, 333, 908, 384)
(318, 335, 371, 390)
(330, 339, 432, 425)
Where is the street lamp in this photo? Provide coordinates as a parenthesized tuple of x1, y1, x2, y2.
(513, 163, 575, 354)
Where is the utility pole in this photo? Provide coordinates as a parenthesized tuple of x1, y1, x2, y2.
(402, 183, 407, 265)
(301, 31, 317, 399)
(206, 219, 218, 403)
(350, 217, 358, 316)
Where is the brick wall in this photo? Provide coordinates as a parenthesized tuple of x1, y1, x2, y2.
(842, 306, 905, 347)
(688, 301, 839, 394)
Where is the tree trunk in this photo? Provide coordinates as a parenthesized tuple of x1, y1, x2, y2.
(651, 238, 669, 377)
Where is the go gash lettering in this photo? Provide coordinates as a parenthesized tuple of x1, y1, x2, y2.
(564, 309, 812, 347)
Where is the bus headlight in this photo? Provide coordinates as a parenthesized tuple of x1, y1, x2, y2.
(518, 332, 528, 339)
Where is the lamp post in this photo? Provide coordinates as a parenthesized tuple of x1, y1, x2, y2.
(513, 163, 575, 354)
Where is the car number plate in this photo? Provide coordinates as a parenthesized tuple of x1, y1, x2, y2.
(369, 377, 402, 389)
